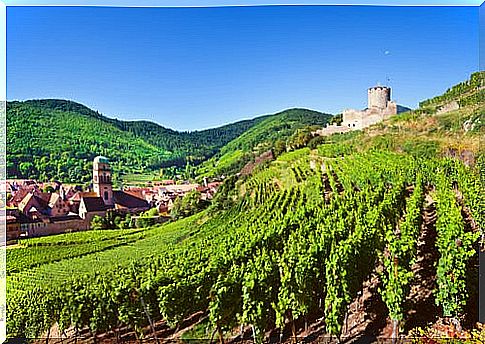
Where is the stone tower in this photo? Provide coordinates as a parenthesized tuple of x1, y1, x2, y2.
(368, 86, 391, 109)
(93, 156, 114, 206)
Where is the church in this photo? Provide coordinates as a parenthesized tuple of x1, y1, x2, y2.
(78, 156, 150, 224)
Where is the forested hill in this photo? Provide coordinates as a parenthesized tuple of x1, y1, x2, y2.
(6, 99, 330, 182)
(14, 99, 270, 165)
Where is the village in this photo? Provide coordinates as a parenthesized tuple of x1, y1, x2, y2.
(6, 156, 221, 241)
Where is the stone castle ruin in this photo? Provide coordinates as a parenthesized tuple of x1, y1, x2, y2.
(315, 85, 398, 136)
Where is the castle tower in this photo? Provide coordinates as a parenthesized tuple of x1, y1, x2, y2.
(368, 86, 391, 109)
(93, 156, 114, 206)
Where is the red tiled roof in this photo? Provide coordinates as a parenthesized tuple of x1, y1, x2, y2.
(113, 191, 149, 209)
(70, 191, 97, 202)
(81, 197, 110, 212)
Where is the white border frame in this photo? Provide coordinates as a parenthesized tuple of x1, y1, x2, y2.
(1, 1, 483, 341)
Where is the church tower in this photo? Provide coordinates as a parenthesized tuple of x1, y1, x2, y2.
(93, 156, 114, 206)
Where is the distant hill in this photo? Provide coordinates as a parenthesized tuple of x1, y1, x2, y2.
(7, 101, 168, 182)
(6, 100, 328, 182)
(397, 105, 412, 113)
(16, 99, 271, 165)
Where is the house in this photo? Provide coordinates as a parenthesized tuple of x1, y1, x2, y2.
(47, 192, 70, 217)
(68, 191, 97, 214)
(79, 196, 110, 224)
(18, 191, 50, 216)
(156, 197, 174, 214)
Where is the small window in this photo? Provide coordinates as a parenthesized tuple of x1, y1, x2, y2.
(104, 191, 109, 200)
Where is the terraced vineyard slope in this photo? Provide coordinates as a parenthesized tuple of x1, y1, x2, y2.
(7, 72, 484, 343)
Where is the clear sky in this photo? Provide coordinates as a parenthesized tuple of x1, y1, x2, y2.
(7, 5, 479, 131)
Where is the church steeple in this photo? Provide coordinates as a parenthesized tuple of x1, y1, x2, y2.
(93, 156, 114, 206)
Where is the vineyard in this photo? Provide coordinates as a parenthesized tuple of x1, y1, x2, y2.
(7, 145, 484, 342)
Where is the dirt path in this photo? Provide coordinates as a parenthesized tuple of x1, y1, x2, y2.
(39, 311, 206, 344)
(403, 193, 440, 333)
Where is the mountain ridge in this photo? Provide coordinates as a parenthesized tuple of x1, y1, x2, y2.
(16, 98, 272, 133)
(7, 99, 332, 182)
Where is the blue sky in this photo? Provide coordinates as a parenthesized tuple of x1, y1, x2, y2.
(7, 5, 479, 131)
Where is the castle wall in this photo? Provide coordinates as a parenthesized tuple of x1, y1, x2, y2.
(314, 123, 351, 136)
(384, 101, 397, 116)
(342, 109, 366, 130)
(360, 112, 385, 128)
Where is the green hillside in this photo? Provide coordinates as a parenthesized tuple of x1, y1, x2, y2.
(7, 101, 170, 182)
(198, 108, 333, 177)
(7, 100, 276, 182)
(323, 71, 484, 160)
(20, 100, 269, 163)
(7, 100, 330, 182)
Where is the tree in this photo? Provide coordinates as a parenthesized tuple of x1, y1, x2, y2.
(288, 128, 313, 150)
(171, 191, 209, 220)
(119, 214, 132, 229)
(91, 215, 105, 230)
(43, 185, 55, 193)
(329, 113, 343, 125)
(308, 135, 325, 150)
(146, 207, 159, 217)
(135, 208, 159, 228)
(114, 216, 122, 228)
(19, 162, 33, 178)
(273, 139, 286, 157)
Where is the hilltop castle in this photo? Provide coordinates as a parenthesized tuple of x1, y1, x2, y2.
(315, 85, 398, 136)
